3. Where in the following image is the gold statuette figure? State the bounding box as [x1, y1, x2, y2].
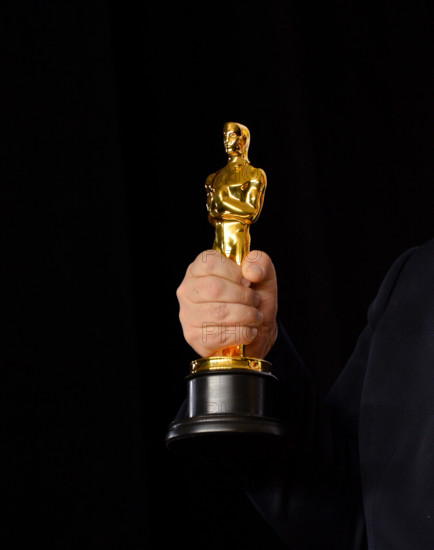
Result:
[166, 122, 286, 456]
[206, 121, 266, 266]
[191, 122, 271, 370]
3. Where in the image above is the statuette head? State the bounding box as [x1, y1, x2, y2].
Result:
[223, 122, 250, 160]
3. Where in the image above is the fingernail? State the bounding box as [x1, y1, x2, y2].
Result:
[254, 292, 261, 307]
[241, 277, 251, 287]
[248, 264, 264, 278]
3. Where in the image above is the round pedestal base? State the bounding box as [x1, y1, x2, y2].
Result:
[166, 413, 287, 458]
[165, 368, 288, 458]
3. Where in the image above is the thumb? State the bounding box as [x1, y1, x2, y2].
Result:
[241, 250, 274, 284]
[241, 250, 278, 359]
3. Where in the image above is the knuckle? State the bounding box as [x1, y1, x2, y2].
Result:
[195, 250, 218, 272]
[178, 308, 188, 329]
[182, 325, 197, 347]
[176, 284, 184, 301]
[178, 304, 197, 332]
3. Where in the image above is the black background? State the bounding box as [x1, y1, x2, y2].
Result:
[2, 1, 433, 548]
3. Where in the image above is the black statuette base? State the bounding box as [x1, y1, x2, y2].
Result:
[166, 369, 288, 458]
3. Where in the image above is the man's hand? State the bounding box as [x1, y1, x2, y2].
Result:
[176, 249, 278, 359]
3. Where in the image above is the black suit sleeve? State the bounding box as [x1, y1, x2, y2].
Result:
[217, 246, 418, 550]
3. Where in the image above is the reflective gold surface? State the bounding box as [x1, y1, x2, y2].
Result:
[206, 122, 266, 266]
[198, 122, 268, 367]
[191, 355, 272, 374]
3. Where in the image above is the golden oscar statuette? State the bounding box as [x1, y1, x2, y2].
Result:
[166, 122, 287, 457]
